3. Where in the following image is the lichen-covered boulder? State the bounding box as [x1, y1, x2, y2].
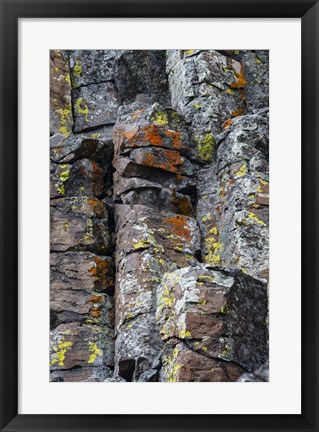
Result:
[160, 339, 244, 382]
[156, 264, 268, 372]
[50, 323, 114, 370]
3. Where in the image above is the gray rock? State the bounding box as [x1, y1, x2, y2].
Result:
[72, 81, 120, 132]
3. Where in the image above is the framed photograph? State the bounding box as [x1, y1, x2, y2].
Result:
[0, 0, 318, 431]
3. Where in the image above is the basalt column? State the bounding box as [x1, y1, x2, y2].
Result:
[50, 50, 118, 382]
[112, 104, 201, 381]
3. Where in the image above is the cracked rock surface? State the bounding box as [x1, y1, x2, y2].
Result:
[50, 49, 269, 382]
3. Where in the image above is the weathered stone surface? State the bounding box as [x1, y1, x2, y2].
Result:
[113, 201, 200, 381]
[50, 127, 113, 164]
[114, 314, 163, 381]
[50, 50, 73, 136]
[51, 366, 113, 382]
[50, 197, 110, 254]
[167, 50, 247, 162]
[113, 156, 196, 193]
[115, 204, 200, 262]
[50, 323, 114, 370]
[114, 50, 169, 105]
[196, 114, 269, 282]
[50, 289, 114, 328]
[156, 265, 268, 372]
[50, 252, 114, 293]
[113, 103, 189, 158]
[72, 82, 120, 132]
[160, 339, 244, 382]
[237, 360, 269, 382]
[69, 49, 123, 88]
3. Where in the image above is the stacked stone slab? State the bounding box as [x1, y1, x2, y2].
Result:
[50, 50, 117, 382]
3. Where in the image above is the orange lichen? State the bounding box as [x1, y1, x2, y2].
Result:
[122, 125, 138, 140]
[89, 256, 112, 281]
[231, 107, 245, 118]
[143, 125, 163, 146]
[89, 294, 103, 303]
[143, 152, 178, 173]
[164, 129, 185, 151]
[223, 118, 233, 129]
[89, 306, 101, 318]
[87, 198, 105, 217]
[230, 64, 247, 89]
[162, 149, 184, 166]
[171, 192, 193, 216]
[164, 215, 191, 240]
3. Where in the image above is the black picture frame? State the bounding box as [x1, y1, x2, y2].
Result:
[0, 1, 318, 431]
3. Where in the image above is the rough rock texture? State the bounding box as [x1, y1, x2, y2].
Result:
[50, 49, 269, 382]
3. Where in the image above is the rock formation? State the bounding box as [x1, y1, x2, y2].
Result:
[50, 49, 269, 382]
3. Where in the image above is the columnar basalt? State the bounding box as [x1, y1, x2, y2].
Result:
[50, 49, 269, 382]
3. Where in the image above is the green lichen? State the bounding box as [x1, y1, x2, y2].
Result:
[151, 111, 168, 126]
[192, 104, 202, 109]
[196, 134, 215, 162]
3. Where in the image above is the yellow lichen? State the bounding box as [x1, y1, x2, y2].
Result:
[72, 60, 82, 79]
[87, 342, 102, 364]
[202, 213, 212, 222]
[133, 239, 151, 250]
[56, 104, 72, 137]
[248, 211, 267, 226]
[234, 164, 247, 178]
[65, 73, 71, 84]
[184, 49, 195, 56]
[75, 98, 89, 121]
[58, 169, 70, 183]
[151, 111, 168, 126]
[51, 340, 72, 366]
[178, 329, 191, 339]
